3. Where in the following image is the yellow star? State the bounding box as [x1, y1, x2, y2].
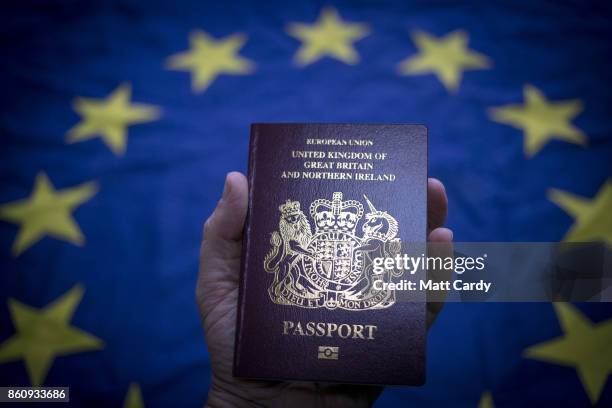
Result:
[478, 391, 495, 408]
[66, 83, 161, 155]
[0, 285, 104, 386]
[525, 303, 612, 404]
[123, 383, 144, 408]
[287, 7, 370, 66]
[0, 172, 98, 256]
[548, 180, 612, 245]
[166, 30, 254, 93]
[489, 85, 586, 157]
[398, 29, 491, 92]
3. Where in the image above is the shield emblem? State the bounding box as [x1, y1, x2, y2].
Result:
[312, 232, 357, 283]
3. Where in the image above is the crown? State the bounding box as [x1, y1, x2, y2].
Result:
[309, 192, 364, 234]
[279, 200, 301, 217]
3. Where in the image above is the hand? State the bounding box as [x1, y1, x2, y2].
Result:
[197, 172, 452, 407]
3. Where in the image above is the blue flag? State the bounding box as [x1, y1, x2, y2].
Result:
[1, 1, 611, 406]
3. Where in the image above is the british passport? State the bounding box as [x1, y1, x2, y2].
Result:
[234, 124, 427, 385]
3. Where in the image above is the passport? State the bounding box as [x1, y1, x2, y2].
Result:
[234, 124, 427, 385]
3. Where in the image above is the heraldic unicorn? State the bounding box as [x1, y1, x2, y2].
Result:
[264, 192, 403, 311]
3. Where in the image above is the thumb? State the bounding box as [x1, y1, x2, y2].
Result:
[203, 172, 248, 242]
[197, 172, 248, 309]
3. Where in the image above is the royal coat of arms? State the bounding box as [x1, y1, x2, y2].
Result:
[264, 192, 403, 311]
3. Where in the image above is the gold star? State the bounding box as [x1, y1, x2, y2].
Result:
[123, 383, 144, 408]
[287, 7, 370, 66]
[166, 30, 254, 93]
[548, 180, 612, 245]
[0, 285, 104, 386]
[478, 391, 495, 408]
[66, 83, 161, 155]
[489, 85, 586, 157]
[0, 172, 98, 256]
[398, 29, 491, 92]
[525, 303, 612, 404]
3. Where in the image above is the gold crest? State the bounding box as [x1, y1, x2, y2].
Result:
[264, 192, 403, 311]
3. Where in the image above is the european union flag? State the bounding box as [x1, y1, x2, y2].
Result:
[1, 1, 611, 406]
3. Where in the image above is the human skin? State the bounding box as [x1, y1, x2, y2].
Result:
[197, 172, 453, 408]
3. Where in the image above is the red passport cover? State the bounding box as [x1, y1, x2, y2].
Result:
[234, 124, 427, 385]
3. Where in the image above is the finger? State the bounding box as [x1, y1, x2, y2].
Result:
[197, 172, 247, 310]
[427, 178, 448, 233]
[426, 227, 453, 328]
[203, 172, 248, 242]
[428, 226, 453, 243]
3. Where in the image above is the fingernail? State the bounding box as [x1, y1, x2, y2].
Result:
[429, 178, 446, 194]
[222, 173, 231, 200]
[440, 227, 454, 241]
